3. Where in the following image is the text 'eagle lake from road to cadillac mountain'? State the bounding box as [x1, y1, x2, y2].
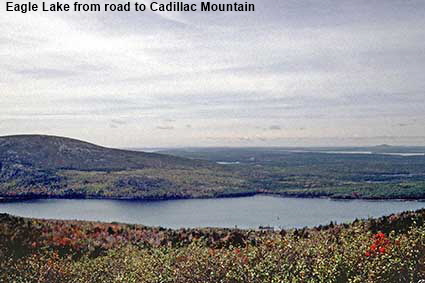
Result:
[5, 1, 256, 13]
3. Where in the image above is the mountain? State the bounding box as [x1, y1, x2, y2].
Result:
[0, 135, 206, 171]
[0, 135, 245, 200]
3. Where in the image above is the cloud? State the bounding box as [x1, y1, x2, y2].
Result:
[269, 125, 281, 131]
[110, 119, 127, 125]
[109, 119, 127, 128]
[13, 68, 77, 78]
[156, 126, 175, 130]
[1, 0, 425, 146]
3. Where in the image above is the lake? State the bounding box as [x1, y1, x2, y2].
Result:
[280, 150, 425, 156]
[1, 195, 424, 229]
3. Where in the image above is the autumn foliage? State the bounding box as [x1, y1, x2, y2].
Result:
[2, 209, 425, 282]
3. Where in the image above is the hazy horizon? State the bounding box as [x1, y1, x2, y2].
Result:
[3, 133, 425, 149]
[2, 0, 425, 147]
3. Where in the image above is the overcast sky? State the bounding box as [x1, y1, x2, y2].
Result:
[1, 0, 425, 147]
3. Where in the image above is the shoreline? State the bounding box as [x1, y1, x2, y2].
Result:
[1, 191, 425, 203]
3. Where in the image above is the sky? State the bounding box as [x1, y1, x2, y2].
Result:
[1, 0, 425, 147]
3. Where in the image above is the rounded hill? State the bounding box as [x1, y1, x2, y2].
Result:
[0, 135, 205, 171]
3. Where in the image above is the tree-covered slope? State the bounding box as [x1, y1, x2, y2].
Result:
[0, 135, 206, 171]
[1, 135, 425, 200]
[0, 135, 247, 200]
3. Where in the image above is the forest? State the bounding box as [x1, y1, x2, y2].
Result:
[2, 136, 425, 201]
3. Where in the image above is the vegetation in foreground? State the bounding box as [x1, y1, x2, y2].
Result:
[2, 210, 425, 282]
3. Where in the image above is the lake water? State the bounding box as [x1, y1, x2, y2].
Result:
[1, 195, 424, 229]
[281, 150, 425, 156]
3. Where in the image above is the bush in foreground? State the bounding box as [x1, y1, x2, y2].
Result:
[1, 210, 425, 282]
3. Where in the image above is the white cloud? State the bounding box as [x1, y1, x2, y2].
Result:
[1, 0, 425, 147]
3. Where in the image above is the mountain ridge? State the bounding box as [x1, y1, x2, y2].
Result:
[0, 134, 207, 171]
[0, 134, 245, 201]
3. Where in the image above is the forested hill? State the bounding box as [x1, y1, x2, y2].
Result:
[0, 135, 207, 171]
[0, 135, 244, 200]
[1, 135, 425, 201]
